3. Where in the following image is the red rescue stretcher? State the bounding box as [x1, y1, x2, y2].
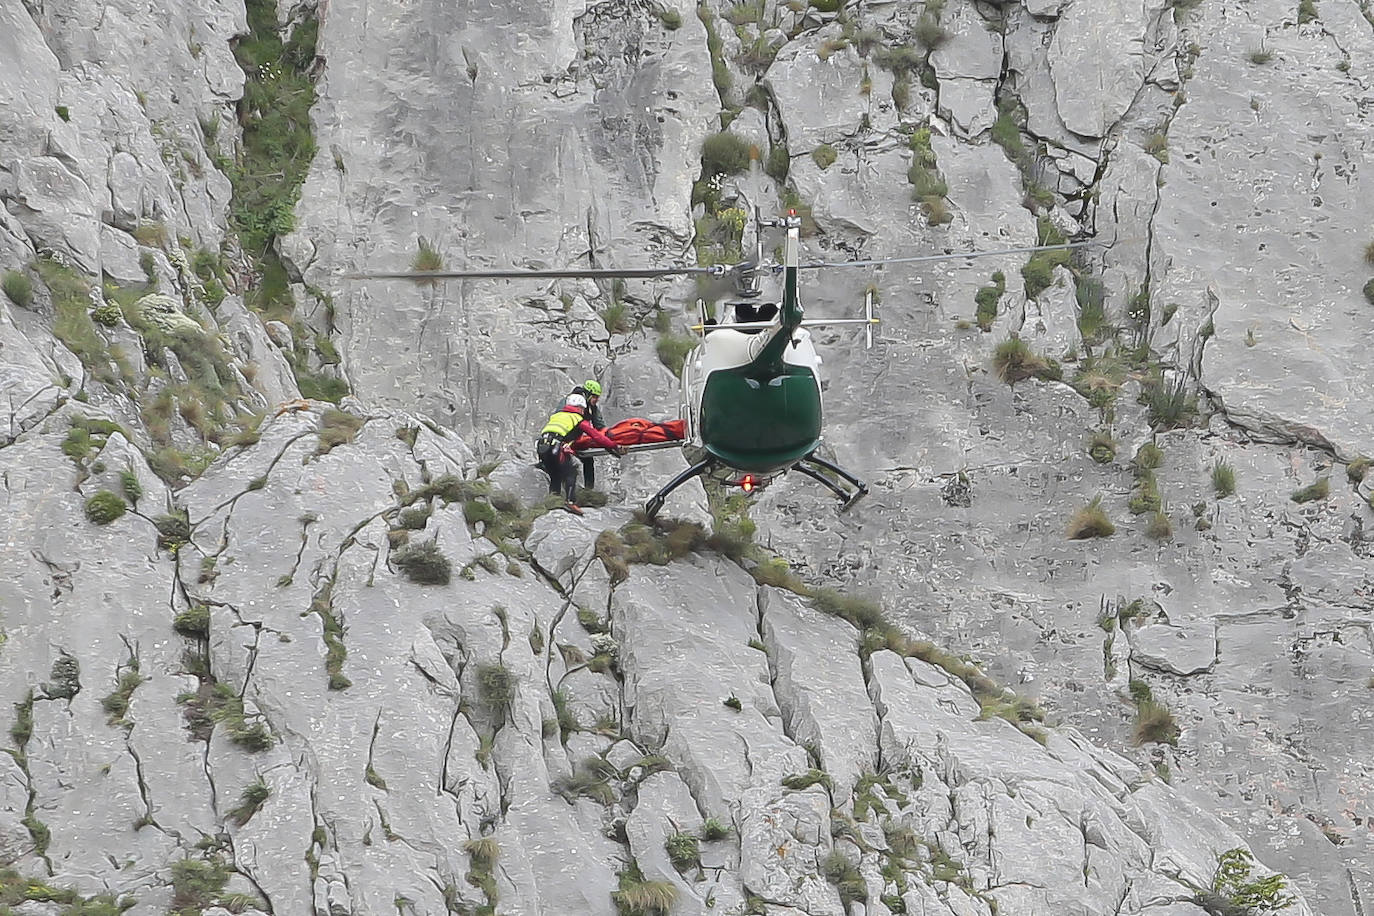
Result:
[573, 418, 686, 456]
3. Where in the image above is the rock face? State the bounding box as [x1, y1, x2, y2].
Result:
[1, 0, 1372, 914]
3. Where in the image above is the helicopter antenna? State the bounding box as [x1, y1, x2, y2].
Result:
[798, 238, 1114, 271]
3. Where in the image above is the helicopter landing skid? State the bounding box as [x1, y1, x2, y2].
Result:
[644, 459, 713, 520]
[796, 452, 869, 511]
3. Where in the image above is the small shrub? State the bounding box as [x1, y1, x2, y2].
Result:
[2, 270, 33, 308]
[477, 663, 516, 708]
[91, 302, 122, 326]
[657, 7, 682, 28]
[1363, 278, 1374, 306]
[1087, 431, 1117, 464]
[812, 144, 838, 169]
[1298, 0, 1317, 23]
[700, 131, 752, 177]
[84, 490, 127, 525]
[974, 271, 1005, 331]
[392, 539, 452, 585]
[173, 605, 211, 638]
[665, 832, 700, 870]
[154, 513, 192, 550]
[1205, 848, 1297, 913]
[1347, 457, 1370, 483]
[463, 499, 497, 525]
[723, 695, 742, 711]
[119, 469, 142, 505]
[702, 817, 731, 840]
[1247, 47, 1274, 64]
[1291, 477, 1329, 503]
[397, 505, 431, 530]
[1067, 496, 1114, 539]
[1212, 460, 1236, 497]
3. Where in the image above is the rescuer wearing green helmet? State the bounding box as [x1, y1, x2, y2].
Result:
[571, 379, 608, 490]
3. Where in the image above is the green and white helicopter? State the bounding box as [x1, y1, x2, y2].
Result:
[350, 212, 1095, 519]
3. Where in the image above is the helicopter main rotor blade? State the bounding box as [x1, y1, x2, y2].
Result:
[798, 238, 1118, 271]
[342, 266, 718, 281]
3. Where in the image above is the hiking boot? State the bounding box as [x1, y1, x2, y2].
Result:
[564, 502, 584, 516]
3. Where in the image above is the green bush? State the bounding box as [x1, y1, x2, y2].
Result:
[812, 144, 838, 169]
[477, 662, 516, 708]
[1, 270, 33, 307]
[701, 132, 752, 177]
[84, 490, 127, 525]
[173, 605, 211, 638]
[392, 539, 452, 584]
[1363, 278, 1374, 307]
[974, 271, 1005, 331]
[665, 833, 700, 872]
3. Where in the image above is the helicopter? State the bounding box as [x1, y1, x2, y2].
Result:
[347, 212, 1100, 519]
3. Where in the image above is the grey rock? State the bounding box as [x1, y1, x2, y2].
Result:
[1130, 622, 1217, 675]
[761, 587, 877, 800]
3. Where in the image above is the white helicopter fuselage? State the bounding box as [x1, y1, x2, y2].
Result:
[678, 315, 824, 479]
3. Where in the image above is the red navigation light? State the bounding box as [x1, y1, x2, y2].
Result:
[740, 475, 755, 492]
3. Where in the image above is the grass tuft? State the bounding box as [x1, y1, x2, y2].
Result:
[993, 337, 1061, 384]
[1133, 698, 1180, 745]
[1290, 477, 1329, 504]
[1067, 496, 1115, 539]
[316, 408, 364, 454]
[1212, 460, 1236, 497]
[228, 780, 270, 826]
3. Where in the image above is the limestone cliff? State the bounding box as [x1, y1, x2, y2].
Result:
[0, 0, 1370, 914]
